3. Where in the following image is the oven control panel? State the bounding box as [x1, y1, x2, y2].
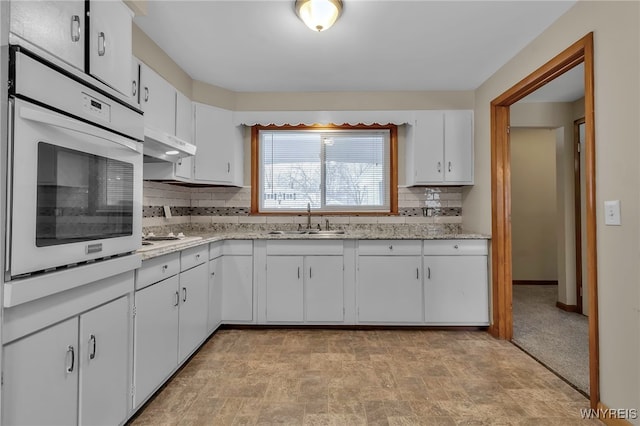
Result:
[82, 92, 111, 123]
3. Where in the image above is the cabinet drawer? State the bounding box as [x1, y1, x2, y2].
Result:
[423, 239, 488, 256]
[181, 245, 208, 272]
[358, 240, 421, 256]
[221, 240, 253, 256]
[266, 240, 343, 256]
[136, 253, 180, 290]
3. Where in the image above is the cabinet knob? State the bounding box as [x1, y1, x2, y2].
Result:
[162, 264, 168, 272]
[196, 254, 200, 260]
[389, 245, 393, 250]
[454, 244, 459, 249]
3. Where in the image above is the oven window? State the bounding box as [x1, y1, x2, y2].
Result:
[36, 142, 134, 247]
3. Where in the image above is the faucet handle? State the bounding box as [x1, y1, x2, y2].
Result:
[325, 219, 330, 230]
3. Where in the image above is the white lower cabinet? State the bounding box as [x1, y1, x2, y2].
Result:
[133, 274, 180, 408]
[263, 241, 345, 324]
[3, 296, 131, 426]
[220, 241, 254, 322]
[423, 240, 489, 325]
[3, 317, 79, 426]
[134, 249, 209, 407]
[178, 263, 209, 363]
[357, 256, 423, 323]
[79, 296, 130, 426]
[208, 255, 223, 332]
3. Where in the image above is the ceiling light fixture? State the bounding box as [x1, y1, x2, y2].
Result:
[295, 0, 343, 32]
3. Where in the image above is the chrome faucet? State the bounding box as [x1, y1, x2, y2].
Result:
[306, 202, 312, 229]
[325, 218, 330, 231]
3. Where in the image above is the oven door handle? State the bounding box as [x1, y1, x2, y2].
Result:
[19, 106, 142, 154]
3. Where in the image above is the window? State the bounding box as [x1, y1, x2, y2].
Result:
[251, 125, 397, 214]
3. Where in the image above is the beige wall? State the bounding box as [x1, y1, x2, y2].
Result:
[465, 0, 640, 417]
[510, 128, 557, 281]
[511, 102, 577, 305]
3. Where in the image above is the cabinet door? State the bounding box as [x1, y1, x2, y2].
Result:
[265, 256, 304, 322]
[424, 256, 488, 324]
[221, 255, 254, 321]
[358, 256, 423, 323]
[305, 256, 344, 322]
[413, 111, 444, 184]
[79, 296, 130, 426]
[139, 62, 177, 136]
[3, 318, 79, 426]
[178, 263, 209, 362]
[444, 110, 473, 183]
[10, 0, 85, 71]
[193, 104, 233, 183]
[133, 275, 180, 407]
[88, 0, 132, 95]
[208, 257, 223, 332]
[176, 91, 193, 143]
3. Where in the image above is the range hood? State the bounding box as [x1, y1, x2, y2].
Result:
[143, 127, 196, 162]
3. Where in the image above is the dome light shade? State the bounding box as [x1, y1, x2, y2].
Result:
[295, 0, 343, 32]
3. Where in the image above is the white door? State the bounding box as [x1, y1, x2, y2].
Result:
[424, 256, 489, 324]
[139, 62, 177, 136]
[413, 111, 444, 184]
[358, 256, 423, 323]
[305, 256, 344, 322]
[133, 275, 180, 407]
[79, 296, 130, 426]
[443, 110, 473, 183]
[178, 263, 209, 362]
[10, 0, 85, 70]
[265, 256, 304, 322]
[208, 257, 223, 332]
[88, 0, 132, 95]
[3, 318, 79, 426]
[194, 104, 233, 183]
[221, 255, 254, 321]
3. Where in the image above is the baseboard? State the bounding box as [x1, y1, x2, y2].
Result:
[592, 402, 636, 425]
[556, 301, 581, 313]
[512, 280, 558, 285]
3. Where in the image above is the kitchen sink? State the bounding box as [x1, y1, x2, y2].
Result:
[267, 230, 346, 236]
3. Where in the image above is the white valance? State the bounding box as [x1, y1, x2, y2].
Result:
[232, 110, 416, 127]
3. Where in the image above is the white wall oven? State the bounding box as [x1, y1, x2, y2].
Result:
[6, 47, 144, 278]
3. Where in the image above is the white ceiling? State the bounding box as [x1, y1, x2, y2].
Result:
[134, 0, 578, 94]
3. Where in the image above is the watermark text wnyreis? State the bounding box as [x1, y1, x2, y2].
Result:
[580, 408, 638, 420]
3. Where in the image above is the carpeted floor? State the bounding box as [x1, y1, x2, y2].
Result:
[512, 284, 589, 395]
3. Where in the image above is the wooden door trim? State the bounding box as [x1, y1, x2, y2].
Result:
[574, 117, 586, 315]
[489, 32, 599, 408]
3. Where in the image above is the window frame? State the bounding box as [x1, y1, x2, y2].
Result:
[251, 124, 398, 215]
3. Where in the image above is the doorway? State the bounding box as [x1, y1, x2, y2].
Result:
[489, 33, 599, 408]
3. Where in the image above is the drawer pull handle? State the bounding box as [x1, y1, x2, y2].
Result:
[297, 266, 300, 279]
[196, 254, 200, 260]
[66, 346, 75, 373]
[389, 245, 393, 250]
[416, 268, 419, 279]
[428, 267, 431, 279]
[70, 15, 81, 42]
[309, 267, 312, 279]
[182, 287, 187, 302]
[454, 244, 459, 249]
[89, 334, 97, 360]
[174, 291, 180, 307]
[97, 32, 106, 56]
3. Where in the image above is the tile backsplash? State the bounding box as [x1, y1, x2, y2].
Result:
[142, 181, 463, 233]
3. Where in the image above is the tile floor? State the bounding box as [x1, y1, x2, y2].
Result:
[129, 329, 602, 425]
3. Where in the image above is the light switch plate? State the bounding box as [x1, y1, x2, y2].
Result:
[604, 200, 621, 225]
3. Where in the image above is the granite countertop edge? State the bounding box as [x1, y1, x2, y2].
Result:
[138, 231, 491, 260]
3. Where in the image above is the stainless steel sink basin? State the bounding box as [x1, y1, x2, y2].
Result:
[267, 230, 346, 236]
[307, 230, 346, 235]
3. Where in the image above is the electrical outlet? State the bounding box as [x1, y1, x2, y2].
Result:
[163, 205, 172, 219]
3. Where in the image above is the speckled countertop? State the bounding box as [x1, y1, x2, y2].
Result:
[137, 230, 491, 260]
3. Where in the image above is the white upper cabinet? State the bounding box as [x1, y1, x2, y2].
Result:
[406, 110, 474, 186]
[139, 62, 177, 136]
[193, 103, 244, 186]
[88, 0, 133, 96]
[10, 0, 85, 71]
